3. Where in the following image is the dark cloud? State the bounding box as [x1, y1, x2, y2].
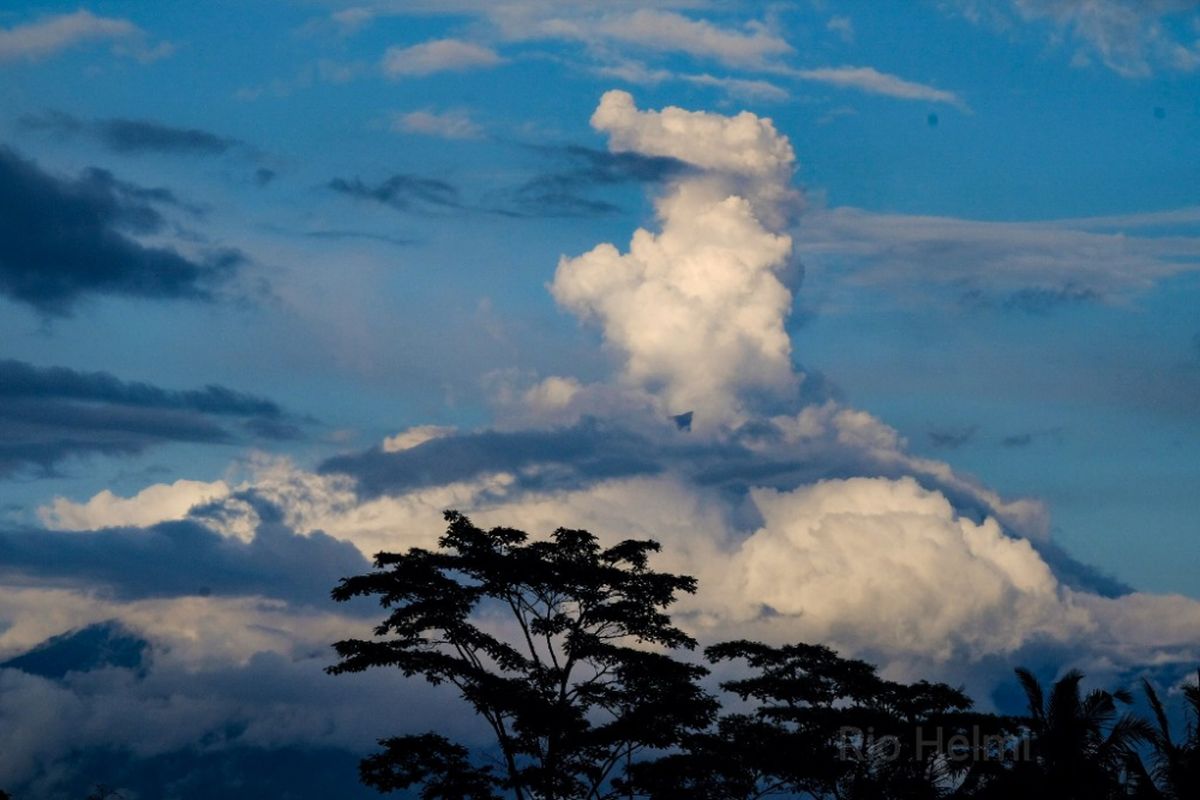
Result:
[928, 425, 978, 449]
[542, 145, 689, 185]
[315, 417, 893, 502]
[505, 179, 622, 217]
[0, 359, 300, 478]
[21, 111, 239, 156]
[0, 359, 283, 417]
[327, 145, 687, 219]
[960, 283, 1100, 315]
[0, 146, 242, 315]
[1000, 427, 1063, 448]
[500, 144, 689, 218]
[320, 418, 664, 498]
[254, 167, 277, 186]
[0, 401, 232, 476]
[327, 174, 461, 214]
[1002, 283, 1099, 314]
[1033, 539, 1131, 599]
[0, 514, 368, 606]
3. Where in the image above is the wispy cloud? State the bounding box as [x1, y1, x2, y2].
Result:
[593, 59, 789, 101]
[950, 0, 1200, 77]
[391, 108, 484, 139]
[0, 9, 137, 62]
[366, 5, 795, 72]
[794, 205, 1200, 305]
[826, 15, 856, 44]
[381, 38, 503, 77]
[0, 9, 168, 64]
[327, 173, 463, 214]
[785, 65, 966, 108]
[331, 6, 376, 35]
[234, 58, 364, 100]
[585, 9, 792, 68]
[21, 111, 239, 156]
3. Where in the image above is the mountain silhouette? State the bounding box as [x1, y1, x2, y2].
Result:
[1, 620, 149, 679]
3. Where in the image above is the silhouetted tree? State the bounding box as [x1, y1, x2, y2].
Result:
[328, 511, 715, 800]
[974, 668, 1151, 800]
[629, 640, 1012, 799]
[1129, 671, 1200, 799]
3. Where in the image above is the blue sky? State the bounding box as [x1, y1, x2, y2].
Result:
[1, 1, 1199, 795]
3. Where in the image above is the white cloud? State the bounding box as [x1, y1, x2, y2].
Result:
[593, 60, 789, 101]
[519, 375, 584, 413]
[38, 454, 511, 556]
[331, 6, 376, 34]
[551, 91, 799, 427]
[0, 9, 141, 62]
[720, 477, 1085, 659]
[450, 4, 793, 68]
[382, 424, 457, 451]
[827, 15, 856, 44]
[680, 72, 790, 101]
[391, 108, 484, 139]
[787, 65, 965, 107]
[817, 105, 859, 124]
[383, 472, 1200, 671]
[592, 55, 959, 109]
[590, 9, 792, 68]
[380, 38, 503, 77]
[485, 370, 664, 429]
[38, 479, 232, 532]
[758, 401, 1053, 541]
[589, 89, 795, 179]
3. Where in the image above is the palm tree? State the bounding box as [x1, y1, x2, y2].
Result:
[978, 668, 1151, 799]
[1134, 672, 1200, 799]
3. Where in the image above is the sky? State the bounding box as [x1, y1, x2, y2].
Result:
[1, 0, 1199, 796]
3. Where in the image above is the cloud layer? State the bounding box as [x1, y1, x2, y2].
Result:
[0, 359, 297, 478]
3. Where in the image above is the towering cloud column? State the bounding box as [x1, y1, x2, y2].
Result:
[551, 91, 800, 428]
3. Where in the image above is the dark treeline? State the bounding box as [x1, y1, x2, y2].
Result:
[325, 512, 1200, 800]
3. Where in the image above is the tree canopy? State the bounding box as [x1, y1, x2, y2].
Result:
[329, 511, 1200, 800]
[328, 510, 715, 800]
